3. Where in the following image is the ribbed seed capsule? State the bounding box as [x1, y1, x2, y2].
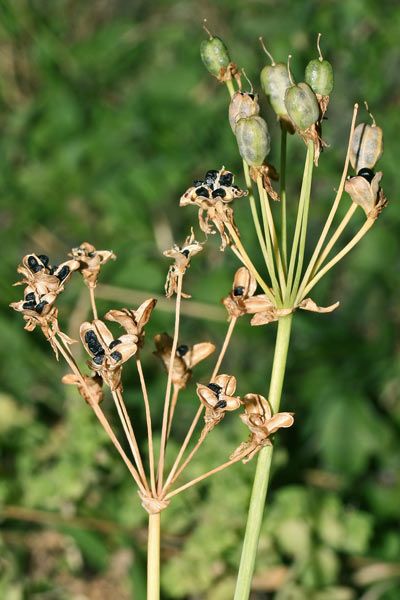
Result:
[350, 122, 383, 172]
[200, 24, 230, 78]
[235, 115, 270, 166]
[229, 91, 260, 133]
[285, 82, 319, 131]
[305, 33, 334, 96]
[260, 63, 291, 117]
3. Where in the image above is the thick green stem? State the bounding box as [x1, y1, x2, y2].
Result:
[147, 513, 160, 600]
[234, 314, 293, 600]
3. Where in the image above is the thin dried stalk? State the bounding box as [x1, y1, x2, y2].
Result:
[137, 356, 156, 495]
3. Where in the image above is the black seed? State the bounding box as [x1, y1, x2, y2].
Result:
[85, 330, 103, 355]
[49, 265, 58, 275]
[357, 167, 375, 184]
[181, 249, 189, 258]
[35, 300, 48, 314]
[27, 256, 42, 273]
[233, 285, 245, 296]
[56, 265, 70, 282]
[109, 339, 122, 350]
[177, 344, 189, 357]
[111, 350, 122, 362]
[88, 251, 95, 257]
[38, 254, 49, 267]
[25, 292, 36, 302]
[219, 173, 233, 186]
[193, 180, 203, 186]
[212, 187, 226, 198]
[22, 301, 36, 310]
[93, 352, 105, 365]
[196, 186, 210, 197]
[247, 93, 255, 100]
[214, 399, 227, 409]
[207, 382, 222, 396]
[205, 170, 219, 186]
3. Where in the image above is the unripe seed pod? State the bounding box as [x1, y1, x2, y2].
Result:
[305, 33, 334, 96]
[200, 22, 230, 78]
[259, 38, 291, 118]
[285, 82, 319, 131]
[235, 115, 270, 166]
[229, 91, 260, 132]
[350, 122, 383, 172]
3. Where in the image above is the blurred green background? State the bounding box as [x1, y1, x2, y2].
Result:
[1, 0, 400, 598]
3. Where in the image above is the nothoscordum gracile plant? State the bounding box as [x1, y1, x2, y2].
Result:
[10, 23, 386, 600]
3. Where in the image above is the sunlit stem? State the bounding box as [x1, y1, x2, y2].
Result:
[234, 314, 293, 600]
[161, 315, 238, 496]
[300, 218, 375, 299]
[112, 389, 149, 493]
[89, 286, 98, 320]
[243, 160, 273, 272]
[307, 203, 357, 278]
[289, 139, 315, 304]
[225, 222, 276, 304]
[285, 140, 313, 305]
[161, 405, 203, 496]
[157, 273, 183, 494]
[147, 513, 160, 600]
[280, 126, 288, 271]
[256, 176, 286, 298]
[166, 385, 180, 440]
[295, 104, 359, 303]
[226, 79, 235, 98]
[136, 356, 156, 495]
[53, 337, 146, 493]
[164, 448, 250, 500]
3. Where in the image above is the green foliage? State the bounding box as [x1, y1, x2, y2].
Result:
[1, 0, 400, 598]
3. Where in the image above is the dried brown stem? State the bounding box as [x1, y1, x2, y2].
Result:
[164, 447, 250, 500]
[166, 385, 180, 441]
[157, 273, 183, 494]
[211, 316, 237, 380]
[161, 405, 203, 496]
[137, 356, 156, 495]
[89, 285, 98, 320]
[113, 389, 149, 493]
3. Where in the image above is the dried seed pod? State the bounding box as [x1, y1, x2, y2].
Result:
[305, 33, 334, 96]
[350, 119, 383, 172]
[345, 171, 387, 219]
[200, 21, 230, 78]
[284, 56, 319, 131]
[235, 115, 270, 166]
[229, 91, 260, 133]
[259, 38, 291, 119]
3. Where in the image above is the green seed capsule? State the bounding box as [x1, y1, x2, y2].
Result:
[350, 122, 383, 172]
[259, 39, 291, 118]
[235, 116, 270, 166]
[229, 91, 260, 133]
[200, 37, 230, 78]
[305, 34, 334, 96]
[285, 82, 319, 131]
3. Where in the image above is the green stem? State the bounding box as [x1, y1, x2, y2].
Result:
[234, 314, 293, 600]
[285, 140, 313, 305]
[280, 126, 288, 272]
[147, 513, 160, 600]
[289, 139, 315, 304]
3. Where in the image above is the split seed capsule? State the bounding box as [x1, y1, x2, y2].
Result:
[229, 91, 260, 133]
[350, 122, 383, 172]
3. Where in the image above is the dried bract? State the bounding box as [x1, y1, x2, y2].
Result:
[344, 171, 387, 220]
[80, 320, 138, 391]
[163, 230, 203, 298]
[62, 373, 103, 406]
[197, 374, 241, 437]
[71, 242, 116, 288]
[231, 393, 294, 463]
[105, 298, 157, 348]
[246, 294, 339, 326]
[222, 267, 257, 319]
[154, 333, 215, 390]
